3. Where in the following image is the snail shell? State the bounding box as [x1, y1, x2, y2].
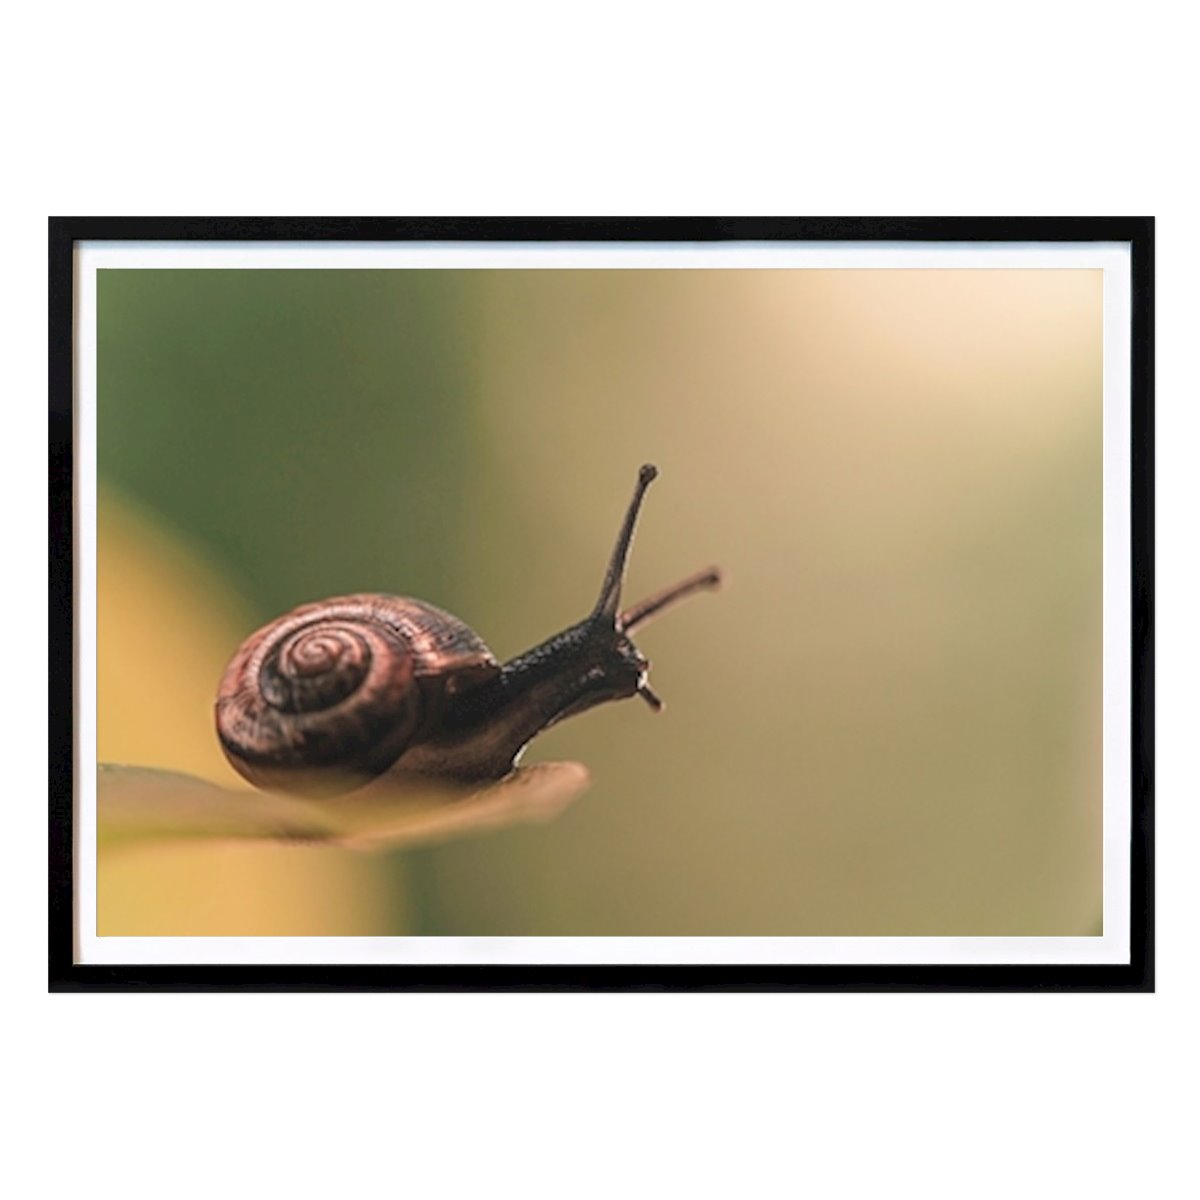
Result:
[215, 594, 499, 795]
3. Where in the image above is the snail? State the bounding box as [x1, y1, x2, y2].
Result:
[215, 465, 720, 797]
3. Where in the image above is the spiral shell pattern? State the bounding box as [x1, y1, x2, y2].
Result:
[216, 595, 475, 795]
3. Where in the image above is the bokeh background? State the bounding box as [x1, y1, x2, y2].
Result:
[96, 266, 1102, 937]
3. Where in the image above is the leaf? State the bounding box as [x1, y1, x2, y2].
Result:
[96, 762, 591, 854]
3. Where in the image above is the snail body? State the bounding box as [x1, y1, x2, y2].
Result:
[216, 465, 720, 796]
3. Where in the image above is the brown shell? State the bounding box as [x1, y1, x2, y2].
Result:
[215, 594, 499, 795]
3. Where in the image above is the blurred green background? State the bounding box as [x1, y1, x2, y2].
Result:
[97, 266, 1102, 936]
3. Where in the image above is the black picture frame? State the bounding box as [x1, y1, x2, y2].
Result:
[49, 216, 1154, 992]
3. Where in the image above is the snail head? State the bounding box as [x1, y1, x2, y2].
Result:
[573, 463, 721, 715]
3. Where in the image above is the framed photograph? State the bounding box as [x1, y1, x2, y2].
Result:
[49, 217, 1153, 991]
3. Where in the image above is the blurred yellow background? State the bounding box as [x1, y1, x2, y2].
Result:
[97, 490, 406, 934]
[97, 267, 1102, 936]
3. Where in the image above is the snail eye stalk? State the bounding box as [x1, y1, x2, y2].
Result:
[620, 566, 722, 634]
[594, 463, 658, 621]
